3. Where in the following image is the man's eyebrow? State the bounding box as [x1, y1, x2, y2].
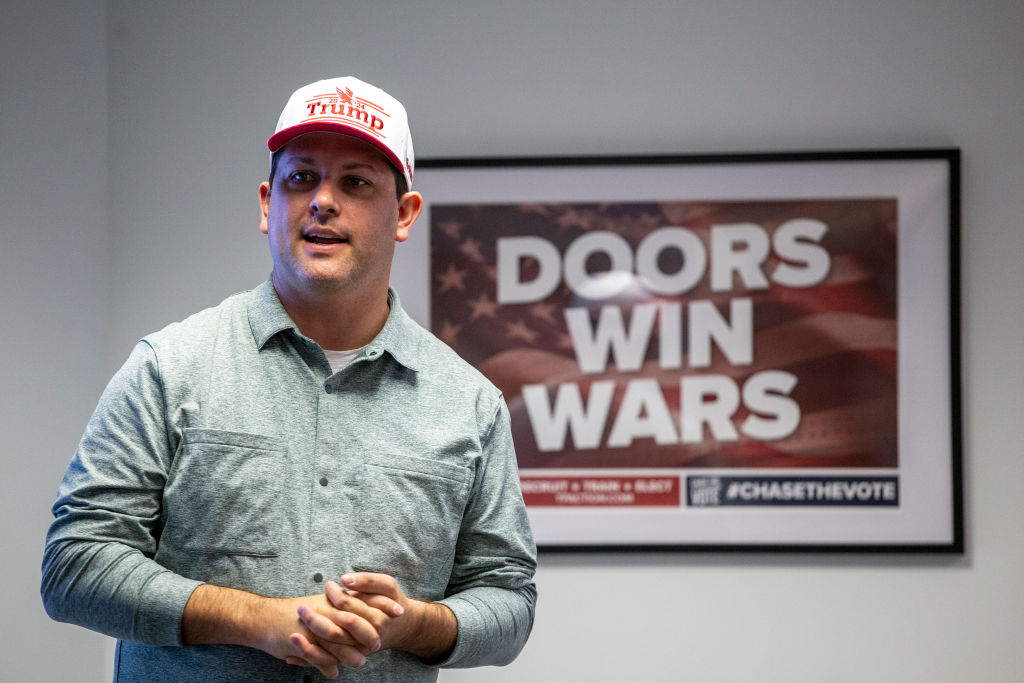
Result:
[341, 161, 381, 172]
[282, 155, 317, 166]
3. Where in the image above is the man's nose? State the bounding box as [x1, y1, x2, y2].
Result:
[310, 183, 340, 216]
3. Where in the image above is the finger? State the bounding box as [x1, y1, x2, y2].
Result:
[298, 603, 380, 654]
[324, 580, 353, 609]
[335, 576, 404, 617]
[340, 572, 401, 598]
[349, 591, 405, 617]
[321, 642, 368, 669]
[288, 633, 339, 679]
[288, 633, 367, 670]
[297, 605, 358, 647]
[326, 581, 384, 621]
[322, 584, 386, 649]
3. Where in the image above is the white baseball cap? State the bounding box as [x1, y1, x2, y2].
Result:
[268, 76, 414, 188]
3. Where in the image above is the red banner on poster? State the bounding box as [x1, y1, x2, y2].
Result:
[521, 475, 680, 507]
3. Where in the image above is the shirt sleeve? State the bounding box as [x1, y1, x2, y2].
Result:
[41, 342, 202, 645]
[436, 397, 538, 668]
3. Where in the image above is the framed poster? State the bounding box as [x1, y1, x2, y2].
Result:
[415, 149, 961, 552]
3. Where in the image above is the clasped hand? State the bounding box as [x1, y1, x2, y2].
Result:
[285, 572, 412, 678]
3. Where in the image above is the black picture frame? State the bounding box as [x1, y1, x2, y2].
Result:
[416, 149, 962, 553]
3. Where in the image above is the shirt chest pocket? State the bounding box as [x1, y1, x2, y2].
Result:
[160, 429, 289, 561]
[348, 453, 471, 599]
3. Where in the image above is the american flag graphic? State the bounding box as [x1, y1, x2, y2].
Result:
[431, 199, 898, 471]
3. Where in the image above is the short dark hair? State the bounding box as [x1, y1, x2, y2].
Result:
[268, 148, 408, 200]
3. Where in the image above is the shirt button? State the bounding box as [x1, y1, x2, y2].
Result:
[319, 477, 328, 486]
[324, 384, 333, 394]
[313, 572, 323, 583]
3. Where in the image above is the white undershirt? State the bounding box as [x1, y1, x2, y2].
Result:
[323, 346, 366, 374]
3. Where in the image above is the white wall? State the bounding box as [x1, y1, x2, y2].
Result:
[7, 0, 1023, 680]
[1, 1, 115, 681]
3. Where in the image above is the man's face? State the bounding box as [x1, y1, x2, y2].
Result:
[259, 132, 421, 305]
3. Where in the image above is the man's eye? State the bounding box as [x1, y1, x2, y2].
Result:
[344, 176, 370, 187]
[288, 171, 315, 183]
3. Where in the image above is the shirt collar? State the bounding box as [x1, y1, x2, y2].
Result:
[248, 279, 298, 349]
[247, 278, 421, 372]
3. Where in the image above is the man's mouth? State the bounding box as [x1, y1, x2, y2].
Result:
[303, 232, 347, 245]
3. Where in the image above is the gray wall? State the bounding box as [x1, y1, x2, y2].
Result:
[2, 2, 114, 680]
[5, 0, 1023, 680]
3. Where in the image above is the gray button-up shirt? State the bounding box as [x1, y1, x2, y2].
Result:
[42, 281, 537, 682]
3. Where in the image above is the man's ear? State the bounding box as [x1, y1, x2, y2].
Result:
[395, 191, 424, 243]
[258, 181, 271, 235]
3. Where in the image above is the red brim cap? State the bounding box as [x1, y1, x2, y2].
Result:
[267, 77, 414, 188]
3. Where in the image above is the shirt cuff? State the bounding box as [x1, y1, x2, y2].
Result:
[435, 585, 534, 669]
[135, 571, 204, 646]
[435, 593, 485, 667]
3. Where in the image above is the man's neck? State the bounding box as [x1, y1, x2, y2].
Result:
[273, 280, 391, 351]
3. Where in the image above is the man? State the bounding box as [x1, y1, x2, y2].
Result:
[42, 76, 537, 681]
